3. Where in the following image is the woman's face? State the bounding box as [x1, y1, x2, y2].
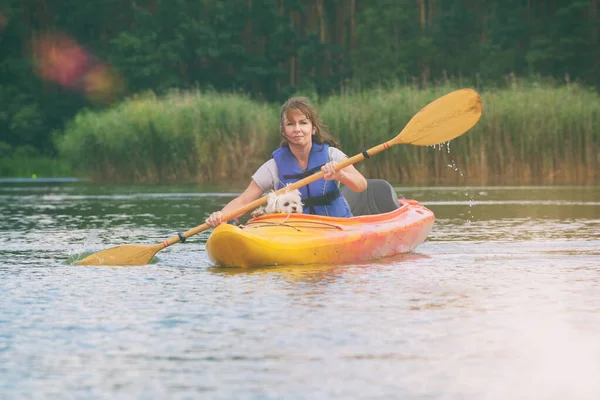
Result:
[282, 109, 315, 147]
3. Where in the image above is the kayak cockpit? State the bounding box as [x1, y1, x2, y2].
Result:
[340, 179, 401, 217]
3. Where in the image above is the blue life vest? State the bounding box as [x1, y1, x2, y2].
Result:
[272, 143, 352, 217]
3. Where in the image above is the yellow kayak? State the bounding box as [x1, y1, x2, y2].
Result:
[206, 198, 434, 268]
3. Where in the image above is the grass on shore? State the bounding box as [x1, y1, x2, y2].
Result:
[55, 80, 600, 185]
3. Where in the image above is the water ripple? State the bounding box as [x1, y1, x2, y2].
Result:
[1, 183, 600, 399]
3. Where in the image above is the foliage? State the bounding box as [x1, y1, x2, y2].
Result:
[0, 151, 75, 177]
[1, 0, 599, 181]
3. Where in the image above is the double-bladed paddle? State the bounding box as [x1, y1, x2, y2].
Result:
[77, 88, 482, 266]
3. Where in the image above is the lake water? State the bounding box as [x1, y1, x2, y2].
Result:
[1, 181, 599, 399]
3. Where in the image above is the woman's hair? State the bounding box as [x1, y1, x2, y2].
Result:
[279, 97, 340, 148]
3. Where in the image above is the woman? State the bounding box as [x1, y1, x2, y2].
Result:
[206, 97, 367, 226]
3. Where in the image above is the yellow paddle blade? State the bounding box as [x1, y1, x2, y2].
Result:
[393, 88, 482, 146]
[76, 244, 161, 266]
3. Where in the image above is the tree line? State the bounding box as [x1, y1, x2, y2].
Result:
[0, 0, 598, 158]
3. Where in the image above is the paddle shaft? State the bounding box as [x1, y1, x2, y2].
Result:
[162, 86, 485, 248]
[160, 141, 391, 249]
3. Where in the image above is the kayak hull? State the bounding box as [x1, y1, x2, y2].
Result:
[206, 199, 434, 267]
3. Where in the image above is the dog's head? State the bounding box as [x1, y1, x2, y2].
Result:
[265, 189, 303, 215]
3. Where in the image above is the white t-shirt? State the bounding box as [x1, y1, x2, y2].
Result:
[252, 146, 348, 192]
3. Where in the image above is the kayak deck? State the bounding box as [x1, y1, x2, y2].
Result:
[206, 199, 434, 267]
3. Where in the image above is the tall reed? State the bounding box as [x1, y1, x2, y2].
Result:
[322, 81, 599, 185]
[57, 90, 276, 183]
[57, 82, 599, 185]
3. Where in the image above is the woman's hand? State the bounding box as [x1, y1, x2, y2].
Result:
[206, 211, 224, 227]
[321, 161, 346, 182]
[205, 180, 266, 227]
[322, 161, 367, 192]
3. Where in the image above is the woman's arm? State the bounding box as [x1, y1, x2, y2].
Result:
[205, 180, 265, 226]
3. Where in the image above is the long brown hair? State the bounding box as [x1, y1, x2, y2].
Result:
[279, 97, 340, 148]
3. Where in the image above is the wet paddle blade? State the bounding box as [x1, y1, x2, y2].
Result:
[393, 88, 482, 146]
[76, 244, 161, 266]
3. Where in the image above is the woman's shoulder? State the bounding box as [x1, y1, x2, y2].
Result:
[252, 159, 278, 192]
[256, 158, 277, 174]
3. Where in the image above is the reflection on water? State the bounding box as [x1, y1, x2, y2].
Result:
[1, 182, 599, 399]
[208, 253, 432, 284]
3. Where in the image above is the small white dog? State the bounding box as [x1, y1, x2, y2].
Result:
[251, 188, 303, 218]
